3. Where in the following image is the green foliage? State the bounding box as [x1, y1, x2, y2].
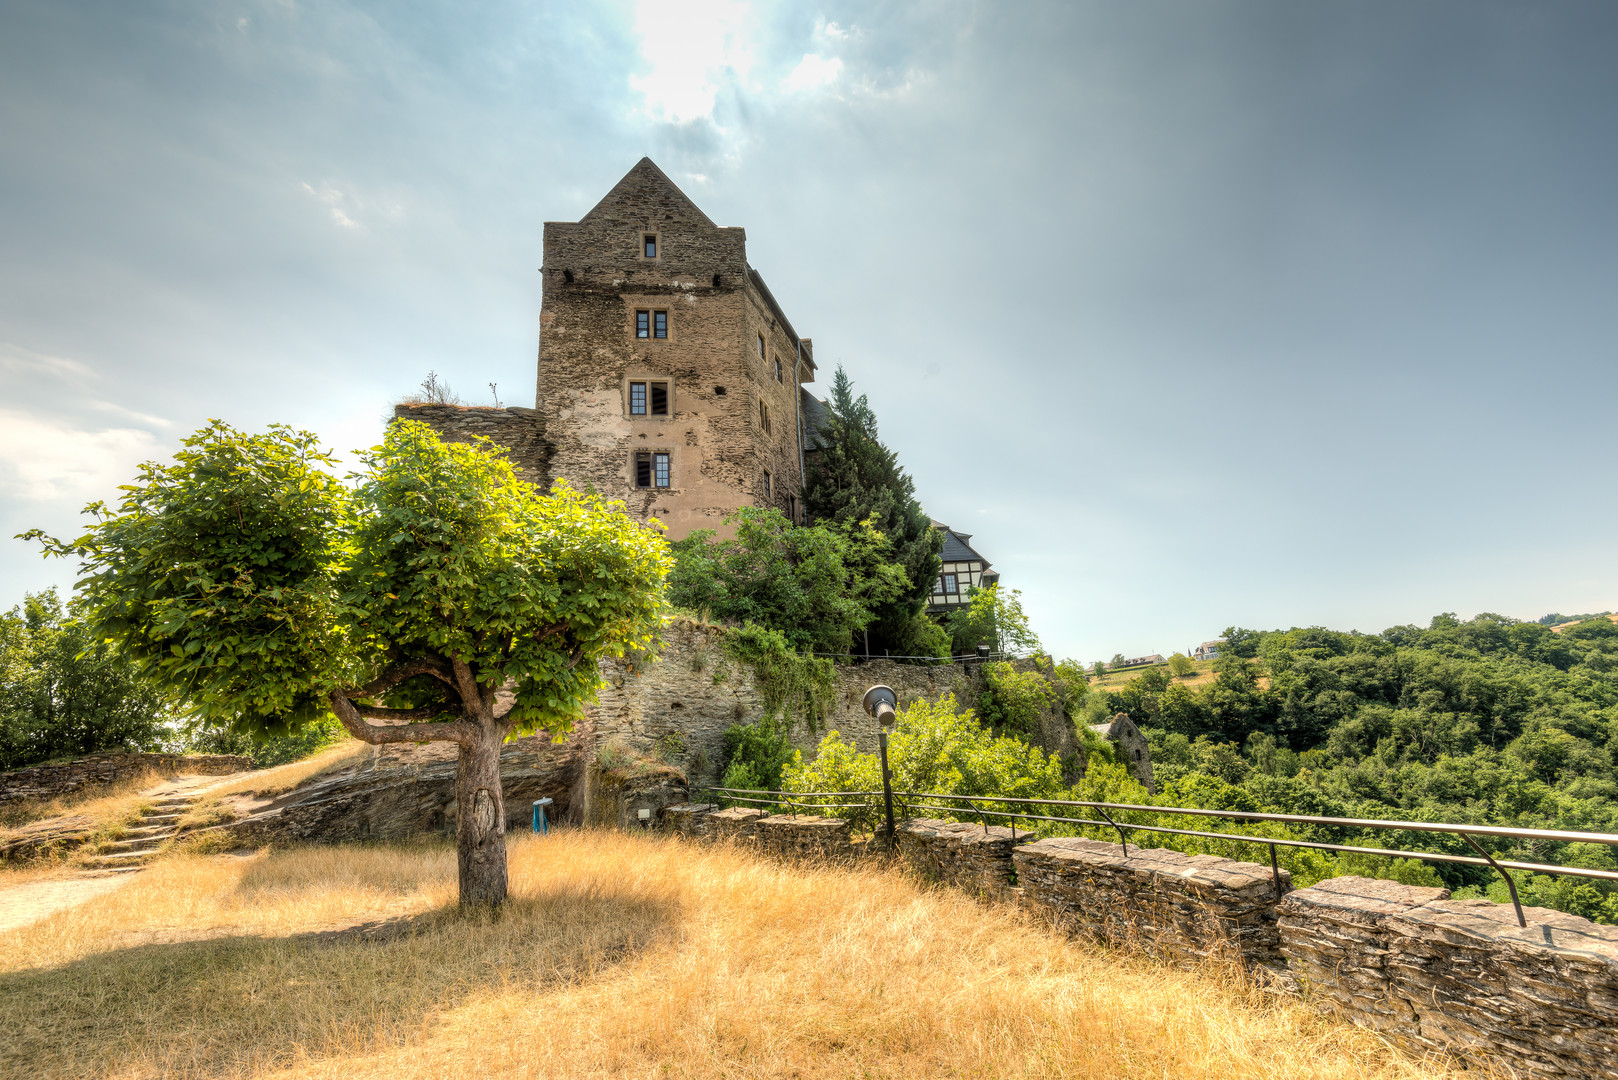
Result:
[0, 589, 173, 769]
[721, 623, 837, 730]
[667, 507, 881, 655]
[1167, 653, 1195, 678]
[720, 714, 796, 794]
[976, 661, 1056, 738]
[785, 694, 1074, 833]
[1107, 613, 1618, 919]
[945, 584, 1042, 658]
[178, 715, 347, 768]
[802, 366, 943, 653]
[25, 419, 671, 742]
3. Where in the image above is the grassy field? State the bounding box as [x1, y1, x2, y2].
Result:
[1087, 658, 1218, 693]
[0, 830, 1475, 1080]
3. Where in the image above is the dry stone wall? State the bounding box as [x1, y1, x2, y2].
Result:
[894, 818, 1028, 901]
[1013, 836, 1292, 973]
[0, 752, 251, 806]
[1279, 876, 1618, 1079]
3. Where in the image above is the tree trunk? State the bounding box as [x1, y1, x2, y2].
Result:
[455, 719, 509, 907]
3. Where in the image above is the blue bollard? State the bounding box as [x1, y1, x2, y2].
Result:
[532, 797, 553, 834]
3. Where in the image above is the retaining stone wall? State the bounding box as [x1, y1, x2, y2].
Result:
[1013, 837, 1291, 973]
[894, 818, 1027, 901]
[655, 803, 852, 861]
[0, 752, 252, 806]
[1279, 875, 1618, 1079]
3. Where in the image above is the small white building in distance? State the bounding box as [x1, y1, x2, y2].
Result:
[1193, 640, 1225, 661]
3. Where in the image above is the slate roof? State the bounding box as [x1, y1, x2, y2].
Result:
[937, 525, 988, 566]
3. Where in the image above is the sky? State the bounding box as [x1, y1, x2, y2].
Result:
[1, 0, 1615, 663]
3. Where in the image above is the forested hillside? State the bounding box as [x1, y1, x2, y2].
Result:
[1094, 613, 1618, 917]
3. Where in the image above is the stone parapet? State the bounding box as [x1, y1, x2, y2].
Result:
[0, 752, 253, 806]
[1278, 875, 1618, 1078]
[706, 807, 770, 842]
[755, 814, 853, 861]
[659, 802, 719, 836]
[1013, 837, 1290, 971]
[895, 818, 1028, 900]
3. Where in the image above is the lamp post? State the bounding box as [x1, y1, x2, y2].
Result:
[861, 685, 899, 846]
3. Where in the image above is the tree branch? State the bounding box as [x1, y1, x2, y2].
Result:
[329, 690, 473, 746]
[349, 656, 456, 699]
[352, 704, 458, 723]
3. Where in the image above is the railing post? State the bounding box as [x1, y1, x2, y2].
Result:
[878, 729, 897, 846]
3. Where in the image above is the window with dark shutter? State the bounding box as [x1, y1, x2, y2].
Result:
[629, 382, 647, 415]
[649, 382, 668, 415]
[635, 452, 652, 488]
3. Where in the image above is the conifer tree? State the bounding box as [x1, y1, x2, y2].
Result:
[803, 366, 943, 655]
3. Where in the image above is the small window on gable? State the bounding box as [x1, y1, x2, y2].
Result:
[644, 234, 657, 258]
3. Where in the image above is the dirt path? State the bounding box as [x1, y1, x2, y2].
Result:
[0, 872, 135, 933]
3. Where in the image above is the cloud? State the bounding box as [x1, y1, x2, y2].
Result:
[300, 181, 364, 229]
[785, 53, 842, 93]
[0, 342, 94, 384]
[0, 409, 161, 502]
[628, 0, 753, 125]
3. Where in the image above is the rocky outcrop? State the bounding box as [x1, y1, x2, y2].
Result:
[0, 753, 251, 806]
[1013, 837, 1291, 973]
[1279, 875, 1618, 1078]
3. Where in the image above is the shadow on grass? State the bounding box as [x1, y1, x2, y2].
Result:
[0, 881, 679, 1079]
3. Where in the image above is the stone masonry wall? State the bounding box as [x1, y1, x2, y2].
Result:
[1013, 836, 1292, 973]
[654, 802, 853, 862]
[0, 752, 252, 806]
[894, 817, 1028, 901]
[1279, 876, 1618, 1079]
[391, 404, 550, 487]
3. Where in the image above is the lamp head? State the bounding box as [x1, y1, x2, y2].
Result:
[862, 684, 898, 729]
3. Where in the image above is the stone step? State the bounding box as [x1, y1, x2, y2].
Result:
[136, 812, 184, 823]
[99, 836, 169, 853]
[82, 850, 156, 867]
[122, 824, 177, 837]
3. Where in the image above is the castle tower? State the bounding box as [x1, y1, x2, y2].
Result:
[395, 158, 819, 540]
[536, 158, 817, 538]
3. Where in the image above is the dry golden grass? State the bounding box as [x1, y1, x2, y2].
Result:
[0, 831, 1471, 1080]
[0, 768, 167, 829]
[196, 740, 373, 800]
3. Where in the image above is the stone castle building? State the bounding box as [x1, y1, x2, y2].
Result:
[397, 158, 819, 539]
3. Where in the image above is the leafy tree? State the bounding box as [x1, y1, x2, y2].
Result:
[666, 507, 892, 654]
[976, 661, 1057, 738]
[25, 420, 668, 907]
[1167, 653, 1195, 678]
[946, 584, 1042, 657]
[719, 714, 797, 794]
[0, 589, 172, 769]
[803, 367, 943, 653]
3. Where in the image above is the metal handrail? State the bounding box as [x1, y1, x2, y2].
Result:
[688, 783, 1618, 928]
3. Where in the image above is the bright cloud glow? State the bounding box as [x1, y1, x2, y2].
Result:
[0, 409, 161, 502]
[301, 181, 362, 229]
[0, 341, 94, 383]
[785, 53, 843, 92]
[629, 0, 753, 124]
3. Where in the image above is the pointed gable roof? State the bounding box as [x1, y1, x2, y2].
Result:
[579, 157, 718, 228]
